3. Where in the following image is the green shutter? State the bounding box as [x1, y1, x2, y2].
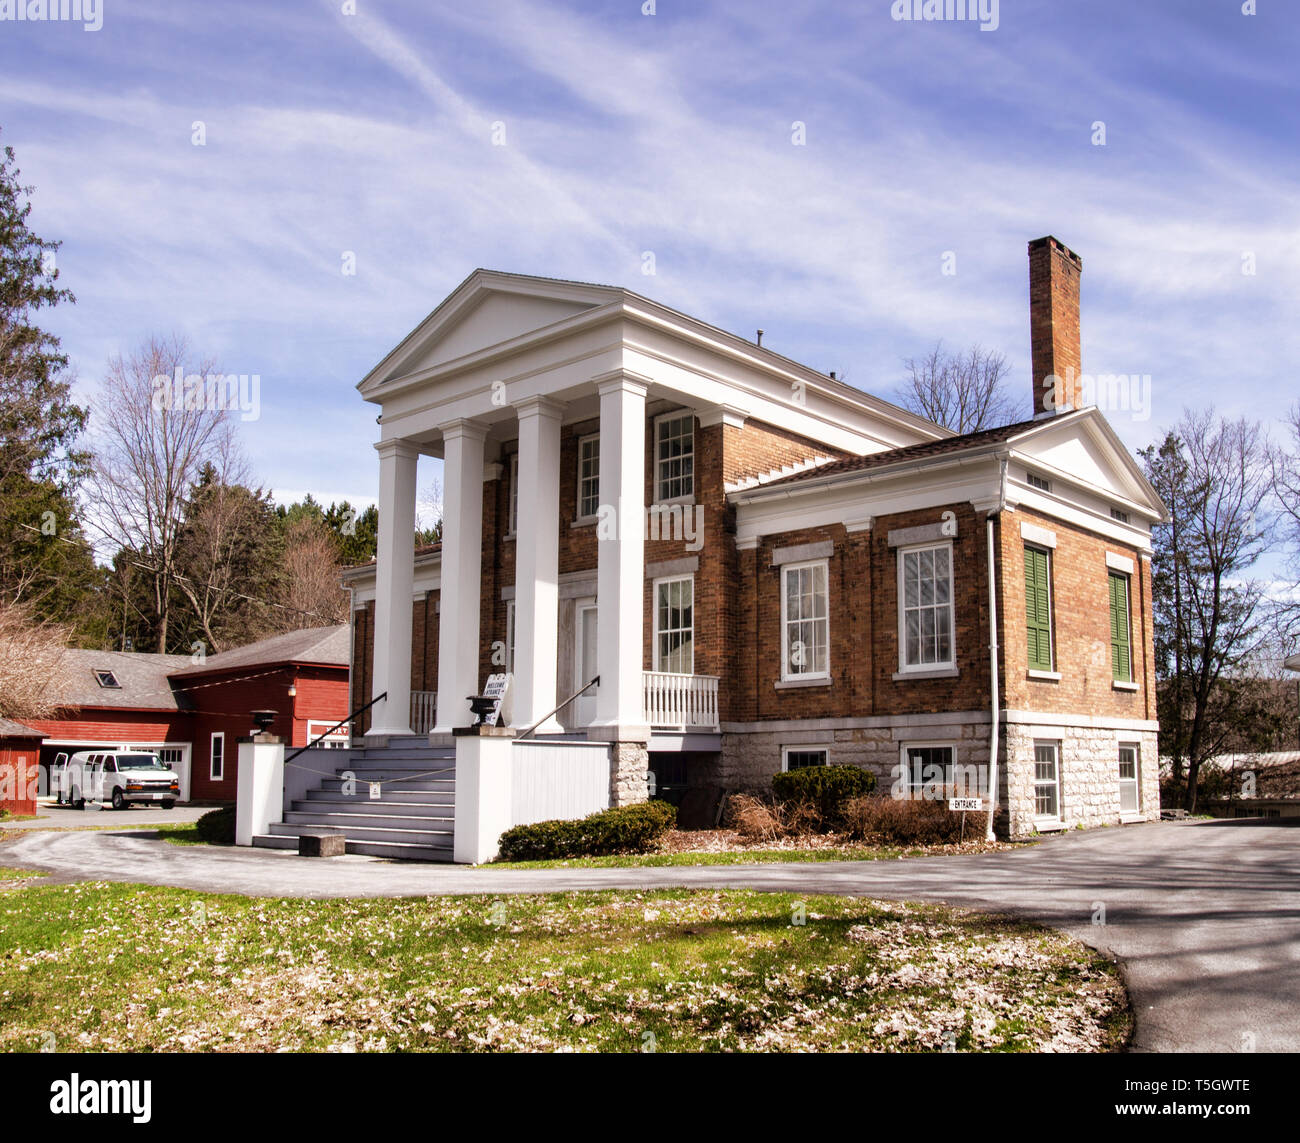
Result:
[1025, 547, 1052, 671]
[1109, 573, 1131, 681]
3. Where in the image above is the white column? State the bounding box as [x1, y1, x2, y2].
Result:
[434, 419, 487, 732]
[512, 396, 564, 732]
[591, 371, 650, 736]
[370, 438, 419, 736]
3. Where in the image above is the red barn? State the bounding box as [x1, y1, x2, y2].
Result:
[25, 626, 350, 804]
[168, 626, 352, 803]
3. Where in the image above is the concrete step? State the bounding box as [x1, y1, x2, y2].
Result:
[318, 774, 455, 789]
[302, 790, 455, 811]
[268, 820, 453, 848]
[285, 809, 453, 831]
[251, 833, 454, 863]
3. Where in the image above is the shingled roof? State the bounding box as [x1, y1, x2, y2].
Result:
[735, 414, 1059, 494]
[0, 717, 45, 739]
[46, 649, 194, 712]
[169, 625, 350, 678]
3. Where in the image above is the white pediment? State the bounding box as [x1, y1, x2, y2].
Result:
[359, 271, 621, 394]
[408, 292, 596, 374]
[1012, 411, 1161, 514]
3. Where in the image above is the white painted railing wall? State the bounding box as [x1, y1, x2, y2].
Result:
[642, 671, 720, 730]
[510, 739, 611, 826]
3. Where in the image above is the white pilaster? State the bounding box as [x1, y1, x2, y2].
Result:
[512, 396, 564, 732]
[434, 419, 487, 732]
[370, 438, 420, 736]
[591, 371, 651, 737]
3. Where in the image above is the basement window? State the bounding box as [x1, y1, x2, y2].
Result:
[1027, 472, 1051, 492]
[94, 670, 121, 689]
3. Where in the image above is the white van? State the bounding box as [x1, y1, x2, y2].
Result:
[60, 750, 181, 811]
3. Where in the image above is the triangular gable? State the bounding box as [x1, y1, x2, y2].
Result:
[1009, 410, 1165, 518]
[359, 270, 621, 394]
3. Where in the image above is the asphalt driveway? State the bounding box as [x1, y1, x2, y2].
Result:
[2, 817, 1296, 1052]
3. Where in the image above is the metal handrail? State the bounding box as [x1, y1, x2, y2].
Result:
[516, 676, 599, 741]
[284, 692, 386, 766]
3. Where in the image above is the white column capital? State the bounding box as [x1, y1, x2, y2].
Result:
[438, 418, 489, 445]
[374, 437, 423, 461]
[515, 395, 565, 421]
[592, 369, 652, 399]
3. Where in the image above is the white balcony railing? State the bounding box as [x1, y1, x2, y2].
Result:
[410, 690, 438, 734]
[642, 671, 720, 731]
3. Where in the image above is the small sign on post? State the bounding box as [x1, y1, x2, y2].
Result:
[948, 797, 983, 812]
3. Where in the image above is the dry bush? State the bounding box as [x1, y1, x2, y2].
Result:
[725, 793, 788, 842]
[844, 793, 988, 846]
[0, 600, 72, 720]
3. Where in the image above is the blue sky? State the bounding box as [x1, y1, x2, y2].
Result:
[2, 0, 1297, 526]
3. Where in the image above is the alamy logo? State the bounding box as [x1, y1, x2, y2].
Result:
[0, 0, 103, 31]
[152, 367, 261, 422]
[891, 0, 999, 32]
[49, 1075, 152, 1124]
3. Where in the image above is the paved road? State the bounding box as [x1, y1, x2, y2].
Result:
[2, 817, 1297, 1052]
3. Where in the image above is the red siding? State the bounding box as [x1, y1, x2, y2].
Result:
[0, 740, 42, 815]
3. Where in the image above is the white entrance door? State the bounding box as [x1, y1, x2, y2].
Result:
[574, 602, 599, 727]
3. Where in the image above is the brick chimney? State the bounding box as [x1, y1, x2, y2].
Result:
[1028, 236, 1083, 416]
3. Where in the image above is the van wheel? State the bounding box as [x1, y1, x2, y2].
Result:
[72, 788, 85, 810]
[161, 800, 176, 810]
[112, 788, 126, 811]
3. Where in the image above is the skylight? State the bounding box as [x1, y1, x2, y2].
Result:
[94, 670, 121, 689]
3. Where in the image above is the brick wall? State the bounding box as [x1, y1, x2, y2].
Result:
[998, 506, 1153, 721]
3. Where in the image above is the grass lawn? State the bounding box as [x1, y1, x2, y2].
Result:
[0, 873, 1129, 1053]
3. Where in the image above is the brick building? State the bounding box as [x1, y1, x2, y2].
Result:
[344, 237, 1164, 837]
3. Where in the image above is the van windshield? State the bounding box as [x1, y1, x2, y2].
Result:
[117, 755, 167, 771]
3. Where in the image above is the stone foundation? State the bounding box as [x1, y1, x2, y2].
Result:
[609, 741, 650, 806]
[703, 713, 1159, 839]
[1003, 722, 1160, 837]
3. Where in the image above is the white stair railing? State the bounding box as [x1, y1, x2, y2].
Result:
[410, 690, 438, 734]
[642, 672, 719, 730]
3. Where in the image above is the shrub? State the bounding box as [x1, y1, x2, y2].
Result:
[195, 806, 236, 845]
[725, 793, 787, 841]
[497, 801, 676, 861]
[843, 794, 987, 846]
[771, 765, 876, 830]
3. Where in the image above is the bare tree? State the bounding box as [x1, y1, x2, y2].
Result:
[1142, 409, 1276, 811]
[86, 334, 238, 653]
[897, 341, 1020, 433]
[278, 516, 348, 630]
[0, 599, 73, 720]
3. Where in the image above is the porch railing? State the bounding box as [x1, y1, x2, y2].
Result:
[410, 690, 438, 735]
[642, 671, 720, 731]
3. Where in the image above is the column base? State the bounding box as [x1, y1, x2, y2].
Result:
[367, 724, 415, 739]
[585, 722, 651, 744]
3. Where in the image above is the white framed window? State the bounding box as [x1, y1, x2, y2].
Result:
[210, 732, 225, 782]
[506, 453, 519, 536]
[577, 433, 600, 520]
[782, 746, 829, 772]
[1118, 742, 1141, 813]
[654, 411, 694, 502]
[898, 742, 956, 800]
[653, 575, 694, 674]
[897, 542, 955, 671]
[505, 600, 516, 674]
[781, 560, 829, 680]
[1033, 741, 1062, 820]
